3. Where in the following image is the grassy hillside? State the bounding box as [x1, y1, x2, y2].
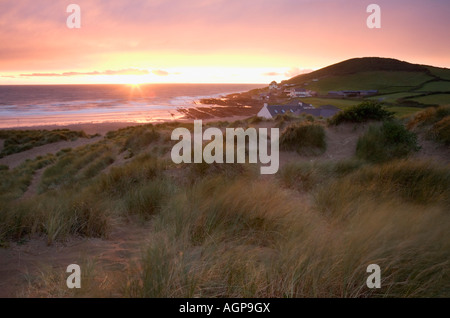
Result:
[293, 71, 432, 95]
[285, 57, 431, 84]
[281, 57, 450, 107]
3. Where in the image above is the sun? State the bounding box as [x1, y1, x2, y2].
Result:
[119, 74, 150, 85]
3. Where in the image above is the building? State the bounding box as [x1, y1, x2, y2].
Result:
[269, 81, 278, 90]
[257, 102, 340, 119]
[290, 88, 313, 98]
[327, 90, 378, 98]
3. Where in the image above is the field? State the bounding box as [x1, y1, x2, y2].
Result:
[418, 81, 450, 92]
[0, 104, 449, 298]
[278, 58, 450, 109]
[297, 71, 432, 95]
[427, 66, 450, 80]
[299, 97, 360, 109]
[407, 94, 450, 105]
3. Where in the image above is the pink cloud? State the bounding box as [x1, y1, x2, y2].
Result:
[284, 67, 313, 78]
[152, 70, 169, 76]
[263, 72, 281, 76]
[19, 68, 150, 77]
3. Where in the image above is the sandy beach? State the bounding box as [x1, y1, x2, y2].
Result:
[0, 115, 253, 135]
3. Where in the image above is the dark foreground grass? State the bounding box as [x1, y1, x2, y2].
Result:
[1, 121, 449, 297]
[124, 160, 449, 297]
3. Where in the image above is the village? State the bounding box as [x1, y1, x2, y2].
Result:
[253, 80, 379, 119]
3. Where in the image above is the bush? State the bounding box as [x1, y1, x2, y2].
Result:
[356, 121, 420, 163]
[329, 101, 394, 125]
[280, 123, 326, 155]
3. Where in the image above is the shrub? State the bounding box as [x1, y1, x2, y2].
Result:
[329, 101, 394, 125]
[280, 123, 326, 155]
[356, 120, 420, 163]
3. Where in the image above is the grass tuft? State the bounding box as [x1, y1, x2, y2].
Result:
[329, 101, 394, 125]
[356, 120, 420, 163]
[280, 122, 326, 155]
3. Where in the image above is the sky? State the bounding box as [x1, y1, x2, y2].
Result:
[1, 0, 449, 84]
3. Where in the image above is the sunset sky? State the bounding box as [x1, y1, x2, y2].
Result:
[1, 0, 449, 84]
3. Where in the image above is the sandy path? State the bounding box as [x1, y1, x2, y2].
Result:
[278, 123, 369, 167]
[0, 221, 152, 297]
[22, 167, 46, 198]
[0, 136, 102, 169]
[414, 135, 450, 165]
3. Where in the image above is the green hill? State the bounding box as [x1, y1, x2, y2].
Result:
[281, 57, 450, 106]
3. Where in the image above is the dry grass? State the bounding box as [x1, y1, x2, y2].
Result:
[2, 121, 448, 298]
[407, 105, 450, 145]
[280, 122, 326, 155]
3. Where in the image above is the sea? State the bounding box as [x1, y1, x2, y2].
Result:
[0, 84, 264, 128]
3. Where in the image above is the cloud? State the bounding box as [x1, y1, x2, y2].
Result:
[19, 68, 150, 77]
[284, 67, 313, 78]
[263, 72, 282, 76]
[152, 69, 169, 76]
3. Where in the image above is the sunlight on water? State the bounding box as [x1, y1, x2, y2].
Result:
[0, 84, 264, 128]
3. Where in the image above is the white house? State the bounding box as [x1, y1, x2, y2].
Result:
[290, 88, 312, 98]
[269, 81, 278, 90]
[257, 103, 272, 119]
[257, 102, 340, 119]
